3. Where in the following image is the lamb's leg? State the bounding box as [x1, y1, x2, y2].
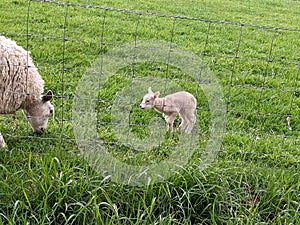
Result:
[164, 113, 177, 132]
[177, 112, 188, 132]
[185, 113, 196, 134]
[0, 133, 6, 148]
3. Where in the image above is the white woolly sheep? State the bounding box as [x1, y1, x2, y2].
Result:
[140, 87, 197, 134]
[0, 35, 54, 147]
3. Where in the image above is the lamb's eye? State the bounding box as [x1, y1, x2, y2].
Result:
[146, 100, 150, 103]
[50, 109, 53, 114]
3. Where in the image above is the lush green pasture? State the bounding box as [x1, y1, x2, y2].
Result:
[0, 0, 299, 224]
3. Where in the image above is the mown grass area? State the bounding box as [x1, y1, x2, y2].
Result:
[0, 0, 300, 224]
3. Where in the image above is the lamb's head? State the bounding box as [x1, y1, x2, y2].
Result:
[22, 90, 54, 134]
[140, 87, 160, 110]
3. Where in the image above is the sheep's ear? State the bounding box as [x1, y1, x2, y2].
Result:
[42, 90, 53, 102]
[148, 87, 153, 94]
[153, 91, 160, 99]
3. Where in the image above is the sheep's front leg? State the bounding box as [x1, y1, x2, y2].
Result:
[164, 113, 177, 132]
[0, 133, 6, 148]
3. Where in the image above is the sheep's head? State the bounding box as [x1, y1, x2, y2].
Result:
[23, 90, 54, 134]
[140, 87, 160, 110]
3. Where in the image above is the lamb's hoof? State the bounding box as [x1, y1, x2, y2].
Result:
[0, 138, 7, 148]
[0, 143, 6, 148]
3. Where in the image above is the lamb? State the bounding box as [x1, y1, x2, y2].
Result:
[0, 35, 54, 147]
[140, 87, 197, 134]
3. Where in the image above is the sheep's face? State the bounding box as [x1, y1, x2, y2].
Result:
[23, 90, 54, 134]
[140, 87, 160, 110]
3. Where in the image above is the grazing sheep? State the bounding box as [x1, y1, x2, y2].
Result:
[140, 87, 197, 134]
[0, 35, 54, 147]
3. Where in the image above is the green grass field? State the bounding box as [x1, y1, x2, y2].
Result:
[0, 0, 300, 224]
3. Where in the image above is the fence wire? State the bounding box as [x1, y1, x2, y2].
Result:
[0, 0, 299, 164]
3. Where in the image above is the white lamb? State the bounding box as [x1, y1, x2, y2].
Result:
[140, 87, 197, 134]
[0, 35, 54, 147]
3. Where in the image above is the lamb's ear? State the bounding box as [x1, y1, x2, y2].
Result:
[148, 87, 153, 94]
[42, 90, 53, 102]
[153, 91, 160, 99]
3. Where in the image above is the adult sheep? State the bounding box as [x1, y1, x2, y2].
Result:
[0, 35, 54, 147]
